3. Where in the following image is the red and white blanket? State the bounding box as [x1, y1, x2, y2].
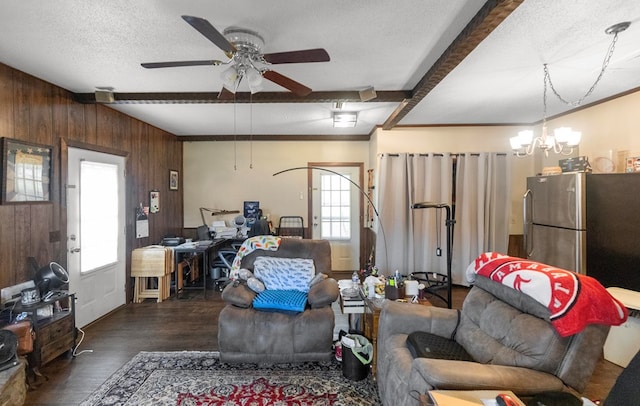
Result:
[467, 252, 628, 337]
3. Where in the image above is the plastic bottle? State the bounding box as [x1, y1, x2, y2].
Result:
[352, 271, 359, 290]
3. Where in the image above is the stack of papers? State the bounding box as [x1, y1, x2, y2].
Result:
[213, 227, 237, 238]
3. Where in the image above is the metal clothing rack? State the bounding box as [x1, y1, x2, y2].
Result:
[410, 202, 454, 309]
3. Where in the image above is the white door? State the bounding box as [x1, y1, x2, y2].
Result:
[311, 165, 360, 271]
[67, 148, 126, 328]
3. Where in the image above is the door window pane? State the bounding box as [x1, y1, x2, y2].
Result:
[320, 173, 351, 240]
[80, 161, 119, 273]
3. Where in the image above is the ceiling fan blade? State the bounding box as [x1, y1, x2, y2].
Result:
[218, 87, 235, 100]
[141, 60, 223, 69]
[181, 15, 236, 54]
[263, 48, 330, 64]
[262, 70, 312, 96]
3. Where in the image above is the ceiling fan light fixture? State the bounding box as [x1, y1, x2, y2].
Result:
[333, 111, 357, 128]
[223, 27, 264, 54]
[221, 66, 239, 92]
[246, 67, 264, 94]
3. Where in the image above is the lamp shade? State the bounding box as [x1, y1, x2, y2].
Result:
[221, 66, 239, 92]
[246, 68, 263, 94]
[35, 262, 69, 294]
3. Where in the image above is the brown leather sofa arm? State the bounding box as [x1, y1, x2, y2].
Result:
[307, 278, 339, 308]
[221, 282, 257, 308]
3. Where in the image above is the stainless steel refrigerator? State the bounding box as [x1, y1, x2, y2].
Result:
[524, 173, 586, 273]
[524, 172, 640, 291]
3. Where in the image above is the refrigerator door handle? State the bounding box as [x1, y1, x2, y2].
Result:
[523, 189, 533, 256]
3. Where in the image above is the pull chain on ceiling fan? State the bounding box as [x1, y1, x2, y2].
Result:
[141, 15, 330, 97]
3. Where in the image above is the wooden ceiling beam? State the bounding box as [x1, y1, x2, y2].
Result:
[179, 134, 372, 142]
[382, 0, 525, 130]
[73, 90, 410, 104]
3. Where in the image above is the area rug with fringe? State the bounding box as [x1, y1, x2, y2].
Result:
[80, 351, 381, 406]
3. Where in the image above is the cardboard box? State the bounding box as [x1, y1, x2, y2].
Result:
[559, 156, 590, 172]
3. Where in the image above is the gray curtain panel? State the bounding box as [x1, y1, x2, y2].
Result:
[376, 152, 511, 285]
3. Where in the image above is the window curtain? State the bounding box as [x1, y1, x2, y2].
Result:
[376, 153, 453, 276]
[452, 153, 511, 285]
[376, 153, 411, 274]
[376, 152, 510, 285]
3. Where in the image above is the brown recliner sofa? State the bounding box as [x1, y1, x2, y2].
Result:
[218, 238, 339, 363]
[376, 276, 610, 405]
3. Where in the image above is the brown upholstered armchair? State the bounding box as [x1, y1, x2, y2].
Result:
[218, 237, 339, 363]
[376, 276, 611, 406]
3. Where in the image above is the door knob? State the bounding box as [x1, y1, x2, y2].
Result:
[70, 248, 81, 253]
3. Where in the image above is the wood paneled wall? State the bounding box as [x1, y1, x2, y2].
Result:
[0, 63, 183, 302]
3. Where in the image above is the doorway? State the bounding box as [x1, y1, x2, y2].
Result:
[309, 163, 363, 272]
[67, 147, 126, 328]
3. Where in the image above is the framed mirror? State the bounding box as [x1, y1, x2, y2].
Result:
[1, 138, 52, 204]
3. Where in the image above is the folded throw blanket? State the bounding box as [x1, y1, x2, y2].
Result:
[230, 235, 282, 279]
[467, 252, 628, 337]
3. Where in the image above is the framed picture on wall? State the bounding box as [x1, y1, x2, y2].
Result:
[1, 137, 53, 204]
[169, 170, 179, 191]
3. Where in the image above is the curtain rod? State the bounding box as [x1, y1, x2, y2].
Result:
[379, 152, 508, 157]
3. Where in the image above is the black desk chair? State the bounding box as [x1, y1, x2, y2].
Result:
[196, 225, 211, 241]
[212, 248, 237, 291]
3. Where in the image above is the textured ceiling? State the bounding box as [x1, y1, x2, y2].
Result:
[1, 0, 640, 138]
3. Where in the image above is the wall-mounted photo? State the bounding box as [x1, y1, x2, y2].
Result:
[1, 138, 52, 204]
[169, 170, 179, 191]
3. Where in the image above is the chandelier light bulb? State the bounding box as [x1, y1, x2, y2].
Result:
[517, 130, 534, 146]
[509, 136, 522, 150]
[567, 131, 582, 146]
[554, 127, 572, 144]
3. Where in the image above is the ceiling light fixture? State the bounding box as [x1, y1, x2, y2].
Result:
[333, 111, 357, 128]
[219, 28, 265, 94]
[510, 21, 630, 157]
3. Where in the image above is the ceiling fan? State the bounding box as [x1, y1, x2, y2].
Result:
[141, 15, 330, 97]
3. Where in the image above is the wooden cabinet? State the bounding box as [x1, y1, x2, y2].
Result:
[11, 293, 76, 368]
[362, 297, 382, 376]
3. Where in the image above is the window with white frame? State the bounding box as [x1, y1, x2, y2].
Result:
[80, 160, 119, 273]
[320, 173, 351, 240]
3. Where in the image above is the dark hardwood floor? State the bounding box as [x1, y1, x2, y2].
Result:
[24, 285, 623, 405]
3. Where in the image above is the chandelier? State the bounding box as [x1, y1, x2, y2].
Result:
[510, 22, 630, 157]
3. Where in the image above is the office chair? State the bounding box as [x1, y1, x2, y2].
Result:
[212, 247, 238, 291]
[196, 225, 211, 241]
